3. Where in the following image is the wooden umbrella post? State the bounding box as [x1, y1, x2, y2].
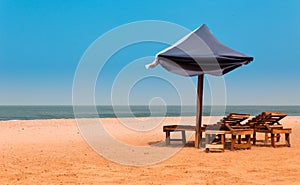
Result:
[195, 75, 204, 148]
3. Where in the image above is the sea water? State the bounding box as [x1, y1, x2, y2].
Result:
[0, 105, 299, 121]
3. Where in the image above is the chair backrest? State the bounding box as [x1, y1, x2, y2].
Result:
[246, 112, 287, 130]
[262, 112, 287, 125]
[221, 113, 250, 131]
[245, 113, 265, 128]
[222, 113, 250, 125]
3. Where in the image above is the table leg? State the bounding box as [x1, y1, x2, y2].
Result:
[166, 131, 170, 145]
[181, 131, 186, 145]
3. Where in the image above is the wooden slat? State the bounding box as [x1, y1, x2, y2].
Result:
[231, 129, 253, 135]
[232, 143, 251, 149]
[205, 130, 227, 135]
[163, 125, 196, 131]
[271, 128, 292, 134]
[205, 144, 224, 149]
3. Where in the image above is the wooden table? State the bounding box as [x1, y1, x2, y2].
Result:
[163, 125, 196, 145]
[205, 130, 228, 152]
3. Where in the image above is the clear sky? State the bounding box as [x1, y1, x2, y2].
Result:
[0, 0, 300, 105]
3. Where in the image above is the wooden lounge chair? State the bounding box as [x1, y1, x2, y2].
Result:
[163, 113, 251, 150]
[162, 113, 243, 146]
[221, 113, 253, 150]
[246, 112, 291, 147]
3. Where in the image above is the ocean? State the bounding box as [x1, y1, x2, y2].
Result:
[0, 105, 300, 121]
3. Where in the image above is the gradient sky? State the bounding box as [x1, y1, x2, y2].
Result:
[0, 0, 300, 105]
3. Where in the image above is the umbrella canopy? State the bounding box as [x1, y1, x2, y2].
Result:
[147, 24, 253, 148]
[147, 24, 253, 76]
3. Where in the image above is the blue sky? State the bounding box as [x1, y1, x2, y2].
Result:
[0, 0, 300, 105]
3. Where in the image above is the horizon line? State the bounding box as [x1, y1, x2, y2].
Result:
[1, 104, 300, 106]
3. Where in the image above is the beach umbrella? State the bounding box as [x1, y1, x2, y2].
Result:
[146, 24, 253, 148]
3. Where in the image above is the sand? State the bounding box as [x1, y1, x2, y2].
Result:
[1, 116, 300, 185]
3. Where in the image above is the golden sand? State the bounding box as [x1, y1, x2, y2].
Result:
[1, 116, 300, 184]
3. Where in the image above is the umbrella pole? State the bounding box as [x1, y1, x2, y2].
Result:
[195, 75, 204, 148]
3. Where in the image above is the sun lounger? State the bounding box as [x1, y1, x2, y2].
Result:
[163, 113, 252, 151]
[246, 112, 291, 147]
[221, 113, 253, 150]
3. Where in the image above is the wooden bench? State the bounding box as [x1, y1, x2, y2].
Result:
[163, 125, 196, 145]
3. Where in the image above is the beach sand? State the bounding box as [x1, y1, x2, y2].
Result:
[1, 116, 300, 184]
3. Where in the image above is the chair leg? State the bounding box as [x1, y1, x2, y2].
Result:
[276, 134, 280, 142]
[271, 133, 275, 147]
[205, 133, 209, 152]
[285, 133, 291, 147]
[265, 133, 269, 144]
[231, 134, 236, 150]
[238, 135, 241, 144]
[221, 134, 225, 152]
[181, 131, 186, 145]
[246, 134, 251, 149]
[166, 131, 170, 145]
[253, 132, 256, 145]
